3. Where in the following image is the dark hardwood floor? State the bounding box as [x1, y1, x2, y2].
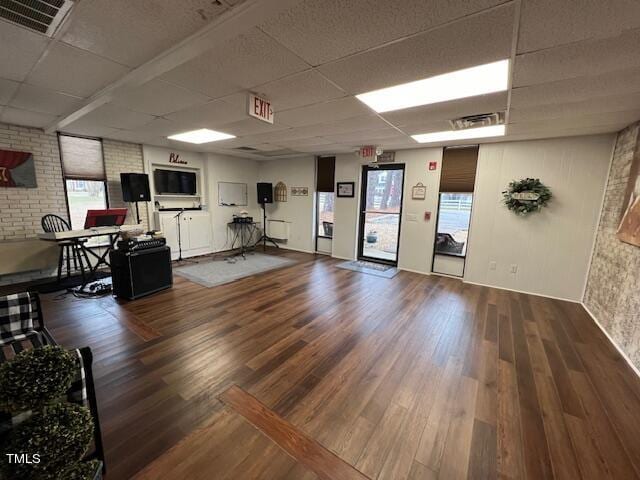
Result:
[38, 249, 640, 479]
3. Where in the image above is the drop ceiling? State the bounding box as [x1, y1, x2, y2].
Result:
[0, 0, 639, 159]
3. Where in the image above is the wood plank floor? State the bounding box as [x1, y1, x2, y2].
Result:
[38, 249, 640, 479]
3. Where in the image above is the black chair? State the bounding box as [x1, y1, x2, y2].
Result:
[41, 214, 87, 283]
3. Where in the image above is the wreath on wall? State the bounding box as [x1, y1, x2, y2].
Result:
[502, 178, 552, 215]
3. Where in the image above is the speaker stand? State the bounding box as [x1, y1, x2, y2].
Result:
[254, 203, 279, 251]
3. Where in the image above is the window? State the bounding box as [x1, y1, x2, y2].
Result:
[65, 179, 107, 230]
[435, 192, 473, 256]
[58, 134, 108, 230]
[317, 191, 334, 238]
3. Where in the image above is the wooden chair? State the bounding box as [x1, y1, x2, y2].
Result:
[41, 214, 87, 283]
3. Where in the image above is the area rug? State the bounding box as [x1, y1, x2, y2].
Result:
[336, 260, 399, 278]
[174, 253, 296, 288]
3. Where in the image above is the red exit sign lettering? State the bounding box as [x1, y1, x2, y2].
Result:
[248, 93, 274, 124]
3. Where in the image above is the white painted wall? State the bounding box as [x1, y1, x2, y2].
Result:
[257, 156, 316, 253]
[206, 153, 260, 252]
[332, 153, 362, 260]
[465, 135, 615, 301]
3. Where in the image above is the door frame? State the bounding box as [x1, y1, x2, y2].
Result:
[357, 163, 406, 266]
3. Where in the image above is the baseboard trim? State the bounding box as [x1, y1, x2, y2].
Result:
[275, 245, 315, 254]
[462, 279, 580, 304]
[331, 254, 354, 261]
[581, 302, 640, 379]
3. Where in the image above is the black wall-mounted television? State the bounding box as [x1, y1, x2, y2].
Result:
[154, 169, 197, 195]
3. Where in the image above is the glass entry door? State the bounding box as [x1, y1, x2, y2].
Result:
[358, 164, 405, 265]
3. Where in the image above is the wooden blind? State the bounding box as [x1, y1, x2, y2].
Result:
[59, 135, 106, 181]
[439, 146, 478, 192]
[316, 156, 335, 192]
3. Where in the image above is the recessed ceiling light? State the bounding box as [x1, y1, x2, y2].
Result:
[412, 125, 506, 144]
[167, 128, 235, 144]
[356, 59, 510, 113]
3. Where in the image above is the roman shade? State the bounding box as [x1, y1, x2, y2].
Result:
[439, 146, 479, 192]
[316, 156, 335, 192]
[59, 135, 105, 181]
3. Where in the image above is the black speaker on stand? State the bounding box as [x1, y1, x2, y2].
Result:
[120, 173, 151, 224]
[254, 182, 279, 251]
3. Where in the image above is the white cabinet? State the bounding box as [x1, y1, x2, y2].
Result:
[155, 211, 212, 260]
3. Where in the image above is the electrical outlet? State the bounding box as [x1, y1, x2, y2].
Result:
[510, 264, 518, 274]
[489, 261, 497, 271]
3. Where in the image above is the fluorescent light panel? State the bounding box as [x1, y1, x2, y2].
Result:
[356, 59, 510, 113]
[167, 128, 235, 144]
[412, 125, 505, 144]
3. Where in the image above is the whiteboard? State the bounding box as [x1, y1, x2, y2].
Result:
[218, 182, 248, 206]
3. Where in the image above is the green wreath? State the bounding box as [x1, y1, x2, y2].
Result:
[502, 178, 552, 215]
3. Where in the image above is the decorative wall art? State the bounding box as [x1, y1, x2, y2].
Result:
[617, 151, 640, 247]
[337, 182, 355, 198]
[411, 182, 427, 200]
[503, 178, 552, 216]
[0, 149, 37, 188]
[291, 186, 309, 196]
[274, 181, 287, 202]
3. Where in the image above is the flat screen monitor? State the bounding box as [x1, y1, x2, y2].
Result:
[84, 208, 128, 229]
[154, 169, 197, 195]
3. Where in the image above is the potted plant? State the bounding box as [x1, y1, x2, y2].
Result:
[0, 346, 101, 480]
[366, 230, 378, 243]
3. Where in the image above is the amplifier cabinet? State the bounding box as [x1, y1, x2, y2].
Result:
[110, 246, 172, 300]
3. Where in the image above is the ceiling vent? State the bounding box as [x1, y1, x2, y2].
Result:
[449, 111, 505, 131]
[0, 0, 73, 36]
[234, 146, 259, 152]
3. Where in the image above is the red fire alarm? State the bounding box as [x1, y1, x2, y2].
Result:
[424, 211, 432, 221]
[428, 161, 437, 171]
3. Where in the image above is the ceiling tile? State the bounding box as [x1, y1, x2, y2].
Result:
[511, 66, 640, 108]
[262, 0, 509, 65]
[166, 98, 248, 128]
[10, 84, 84, 115]
[60, 124, 123, 139]
[61, 0, 228, 67]
[252, 70, 346, 112]
[513, 28, 640, 87]
[26, 43, 130, 97]
[161, 28, 308, 98]
[318, 4, 514, 94]
[508, 110, 640, 132]
[215, 117, 291, 137]
[510, 93, 640, 123]
[0, 21, 49, 82]
[401, 120, 456, 136]
[0, 78, 20, 105]
[111, 79, 210, 116]
[0, 107, 58, 128]
[277, 97, 372, 127]
[380, 92, 508, 128]
[518, 0, 640, 54]
[72, 104, 155, 130]
[322, 127, 408, 145]
[276, 136, 334, 148]
[130, 118, 183, 137]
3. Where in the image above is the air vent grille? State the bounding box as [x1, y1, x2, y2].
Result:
[0, 0, 71, 36]
[234, 146, 258, 151]
[449, 111, 505, 130]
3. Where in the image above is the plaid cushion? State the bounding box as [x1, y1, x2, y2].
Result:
[0, 293, 35, 345]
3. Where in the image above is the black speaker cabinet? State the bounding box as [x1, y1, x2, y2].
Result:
[257, 182, 273, 204]
[121, 173, 151, 202]
[110, 246, 172, 300]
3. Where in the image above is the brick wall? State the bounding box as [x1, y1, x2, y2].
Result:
[584, 121, 640, 368]
[0, 122, 148, 285]
[0, 123, 67, 241]
[103, 139, 150, 230]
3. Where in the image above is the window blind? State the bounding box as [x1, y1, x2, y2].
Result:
[439, 146, 479, 192]
[316, 156, 335, 192]
[59, 135, 106, 181]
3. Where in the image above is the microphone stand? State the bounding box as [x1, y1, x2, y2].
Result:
[173, 209, 196, 264]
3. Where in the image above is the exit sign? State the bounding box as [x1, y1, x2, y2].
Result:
[248, 93, 274, 124]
